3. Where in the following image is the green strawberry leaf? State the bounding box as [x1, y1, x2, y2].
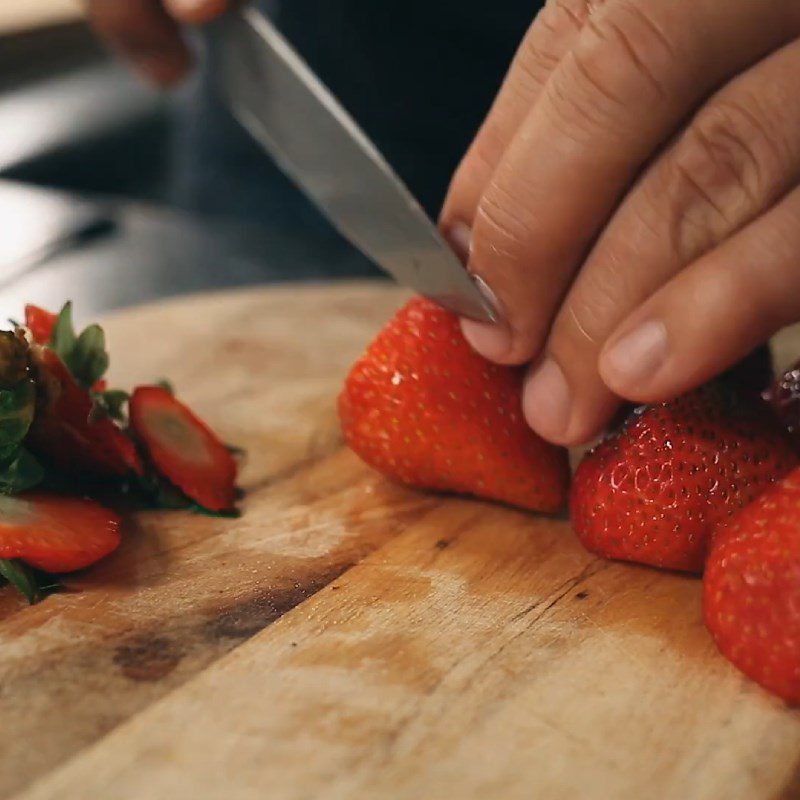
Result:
[72, 325, 110, 387]
[0, 380, 35, 459]
[89, 389, 129, 423]
[155, 379, 175, 395]
[50, 303, 110, 390]
[0, 559, 42, 604]
[50, 302, 77, 357]
[0, 448, 45, 494]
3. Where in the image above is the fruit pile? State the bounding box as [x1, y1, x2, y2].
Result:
[339, 297, 800, 704]
[0, 303, 239, 602]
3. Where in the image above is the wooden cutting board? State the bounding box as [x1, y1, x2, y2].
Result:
[2, 282, 800, 800]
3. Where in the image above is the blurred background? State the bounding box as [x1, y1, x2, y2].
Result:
[0, 1, 530, 322]
[0, 1, 375, 322]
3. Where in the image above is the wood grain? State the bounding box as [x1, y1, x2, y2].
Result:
[0, 283, 413, 798]
[4, 284, 800, 800]
[16, 498, 800, 800]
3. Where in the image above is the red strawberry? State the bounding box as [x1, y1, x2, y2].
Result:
[24, 304, 57, 345]
[28, 348, 142, 478]
[129, 386, 237, 511]
[764, 358, 800, 447]
[704, 466, 800, 703]
[338, 297, 569, 512]
[0, 492, 121, 572]
[571, 383, 798, 573]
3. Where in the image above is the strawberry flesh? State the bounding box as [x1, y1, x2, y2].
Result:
[24, 304, 58, 345]
[0, 492, 121, 573]
[28, 348, 142, 478]
[130, 386, 237, 511]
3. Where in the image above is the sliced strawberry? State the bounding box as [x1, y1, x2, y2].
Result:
[24, 304, 58, 345]
[28, 348, 142, 478]
[0, 492, 121, 573]
[130, 386, 236, 511]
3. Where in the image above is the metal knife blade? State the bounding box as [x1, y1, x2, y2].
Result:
[214, 7, 497, 323]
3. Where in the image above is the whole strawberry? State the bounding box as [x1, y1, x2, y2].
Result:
[339, 297, 569, 513]
[764, 358, 800, 446]
[571, 383, 798, 573]
[704, 467, 800, 703]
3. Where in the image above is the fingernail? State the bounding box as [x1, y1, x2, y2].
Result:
[601, 320, 669, 391]
[165, 0, 206, 13]
[460, 316, 511, 362]
[522, 358, 572, 441]
[443, 221, 472, 265]
[164, 0, 223, 21]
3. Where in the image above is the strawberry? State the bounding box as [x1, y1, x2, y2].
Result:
[0, 492, 121, 572]
[764, 358, 800, 447]
[28, 348, 142, 478]
[704, 466, 800, 703]
[338, 297, 569, 513]
[24, 304, 58, 345]
[570, 383, 798, 573]
[129, 386, 237, 511]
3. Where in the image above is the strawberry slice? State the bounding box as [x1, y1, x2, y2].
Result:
[130, 386, 236, 511]
[0, 492, 121, 572]
[24, 304, 58, 345]
[29, 348, 142, 478]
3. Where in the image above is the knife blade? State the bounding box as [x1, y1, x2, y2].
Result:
[214, 6, 497, 323]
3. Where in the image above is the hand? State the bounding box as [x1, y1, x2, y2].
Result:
[84, 0, 230, 86]
[441, 0, 800, 445]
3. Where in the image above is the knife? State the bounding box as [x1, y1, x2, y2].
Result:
[214, 6, 497, 323]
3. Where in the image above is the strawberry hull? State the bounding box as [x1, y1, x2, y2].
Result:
[29, 349, 142, 479]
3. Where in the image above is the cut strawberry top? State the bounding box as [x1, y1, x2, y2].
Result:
[29, 349, 142, 478]
[24, 304, 58, 345]
[130, 386, 236, 511]
[0, 492, 121, 573]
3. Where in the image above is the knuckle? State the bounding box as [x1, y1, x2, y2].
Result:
[660, 100, 782, 254]
[548, 1, 676, 135]
[537, 0, 593, 38]
[512, 0, 600, 99]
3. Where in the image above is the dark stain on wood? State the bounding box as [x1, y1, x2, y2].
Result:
[203, 565, 351, 642]
[575, 591, 589, 600]
[114, 636, 185, 682]
[775, 751, 800, 800]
